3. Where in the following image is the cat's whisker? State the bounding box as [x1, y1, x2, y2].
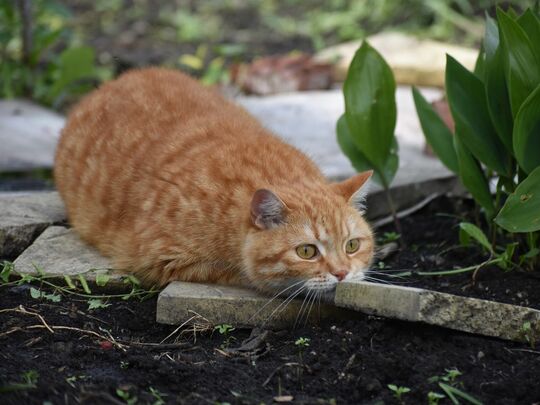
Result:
[366, 270, 409, 280]
[263, 284, 306, 326]
[249, 279, 306, 322]
[294, 288, 312, 329]
[303, 289, 319, 327]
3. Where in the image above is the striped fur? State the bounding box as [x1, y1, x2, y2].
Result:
[55, 68, 374, 294]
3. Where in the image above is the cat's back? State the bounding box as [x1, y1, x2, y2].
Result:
[55, 68, 324, 264]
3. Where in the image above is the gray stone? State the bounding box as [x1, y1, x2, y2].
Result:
[418, 291, 540, 342]
[13, 226, 118, 284]
[157, 281, 353, 328]
[0, 99, 64, 171]
[335, 281, 540, 343]
[0, 191, 66, 258]
[335, 281, 422, 321]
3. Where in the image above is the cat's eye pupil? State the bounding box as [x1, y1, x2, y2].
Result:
[296, 244, 317, 259]
[346, 238, 360, 254]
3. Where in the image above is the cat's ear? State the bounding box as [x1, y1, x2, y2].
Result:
[250, 189, 288, 229]
[331, 170, 373, 213]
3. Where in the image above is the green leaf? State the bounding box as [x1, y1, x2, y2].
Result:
[497, 8, 540, 117]
[412, 87, 458, 173]
[454, 133, 495, 218]
[446, 55, 510, 175]
[50, 46, 96, 100]
[513, 84, 540, 174]
[0, 262, 12, 283]
[88, 298, 111, 310]
[484, 47, 514, 152]
[517, 9, 540, 59]
[459, 222, 493, 254]
[336, 114, 398, 186]
[343, 41, 397, 171]
[30, 287, 41, 299]
[78, 275, 92, 294]
[495, 166, 540, 232]
[63, 275, 76, 289]
[473, 43, 485, 79]
[95, 273, 110, 287]
[438, 383, 482, 405]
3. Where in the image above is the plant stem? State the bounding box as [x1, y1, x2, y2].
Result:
[381, 182, 403, 247]
[17, 0, 32, 95]
[395, 257, 503, 277]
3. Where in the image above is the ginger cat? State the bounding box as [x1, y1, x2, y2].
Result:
[55, 68, 374, 296]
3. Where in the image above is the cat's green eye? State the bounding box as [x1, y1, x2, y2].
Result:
[345, 238, 361, 254]
[296, 244, 318, 259]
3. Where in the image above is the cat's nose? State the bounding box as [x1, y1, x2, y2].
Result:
[331, 270, 348, 281]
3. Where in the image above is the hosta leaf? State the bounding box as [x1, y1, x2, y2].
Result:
[412, 87, 458, 173]
[497, 8, 540, 117]
[446, 55, 511, 175]
[343, 41, 396, 171]
[336, 114, 398, 186]
[459, 222, 493, 253]
[454, 132, 495, 218]
[513, 84, 540, 174]
[495, 166, 540, 232]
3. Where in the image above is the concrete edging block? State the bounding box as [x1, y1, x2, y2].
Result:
[335, 280, 540, 343]
[157, 281, 354, 328]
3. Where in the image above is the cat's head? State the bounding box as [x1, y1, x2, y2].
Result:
[242, 171, 374, 298]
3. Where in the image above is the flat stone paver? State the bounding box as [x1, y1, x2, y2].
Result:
[316, 32, 478, 86]
[0, 99, 64, 171]
[13, 226, 118, 284]
[335, 281, 540, 343]
[157, 281, 353, 328]
[0, 191, 66, 258]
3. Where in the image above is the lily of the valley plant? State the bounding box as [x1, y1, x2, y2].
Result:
[413, 6, 540, 270]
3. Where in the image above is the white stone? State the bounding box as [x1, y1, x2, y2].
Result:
[0, 99, 64, 171]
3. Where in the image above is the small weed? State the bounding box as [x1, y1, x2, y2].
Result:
[88, 298, 111, 310]
[120, 361, 130, 370]
[214, 324, 235, 335]
[0, 370, 39, 393]
[381, 232, 401, 244]
[295, 337, 310, 347]
[149, 387, 167, 405]
[65, 375, 86, 388]
[116, 388, 138, 405]
[427, 391, 446, 405]
[519, 321, 538, 348]
[214, 324, 236, 348]
[387, 384, 410, 402]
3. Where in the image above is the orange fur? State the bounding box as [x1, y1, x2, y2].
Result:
[55, 68, 374, 294]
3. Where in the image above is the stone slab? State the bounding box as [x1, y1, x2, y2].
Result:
[335, 281, 540, 343]
[157, 281, 354, 328]
[236, 87, 449, 184]
[0, 99, 64, 171]
[0, 191, 66, 258]
[13, 226, 119, 284]
[316, 32, 478, 87]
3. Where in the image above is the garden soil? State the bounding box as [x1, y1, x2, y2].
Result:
[1, 197, 540, 404]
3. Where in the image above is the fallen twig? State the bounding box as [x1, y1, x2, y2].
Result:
[0, 305, 54, 333]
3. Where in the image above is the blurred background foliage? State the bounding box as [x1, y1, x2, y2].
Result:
[0, 0, 533, 109]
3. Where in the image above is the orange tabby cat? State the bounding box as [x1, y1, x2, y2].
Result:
[54, 68, 374, 296]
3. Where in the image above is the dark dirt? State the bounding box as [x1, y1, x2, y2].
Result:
[1, 282, 540, 405]
[378, 196, 540, 310]
[1, 197, 540, 404]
